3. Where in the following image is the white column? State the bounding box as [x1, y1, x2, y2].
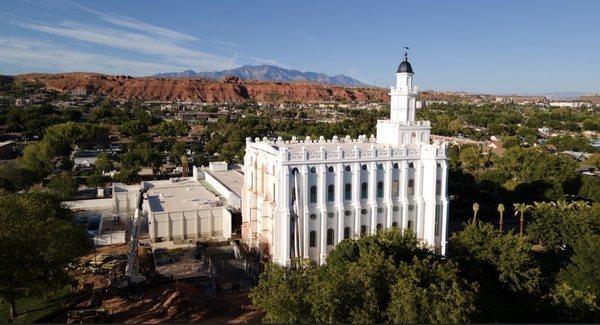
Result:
[195, 210, 200, 239]
[318, 164, 327, 264]
[281, 167, 291, 265]
[421, 159, 438, 247]
[181, 212, 186, 239]
[439, 160, 450, 255]
[353, 162, 362, 237]
[302, 167, 309, 258]
[368, 161, 377, 234]
[336, 162, 344, 243]
[399, 160, 409, 229]
[149, 213, 156, 241]
[166, 213, 172, 241]
[384, 161, 393, 228]
[415, 160, 426, 238]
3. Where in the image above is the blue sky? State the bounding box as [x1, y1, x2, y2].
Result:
[0, 0, 599, 94]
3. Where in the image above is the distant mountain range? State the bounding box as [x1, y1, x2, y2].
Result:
[152, 65, 366, 87]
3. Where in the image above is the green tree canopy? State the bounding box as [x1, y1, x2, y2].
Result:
[0, 190, 90, 320]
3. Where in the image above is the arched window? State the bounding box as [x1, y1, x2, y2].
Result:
[310, 231, 316, 247]
[327, 228, 334, 245]
[344, 183, 352, 200]
[408, 179, 415, 195]
[392, 221, 398, 227]
[327, 185, 335, 202]
[360, 225, 367, 236]
[310, 186, 317, 203]
[361, 182, 368, 199]
[344, 227, 351, 239]
[377, 181, 384, 198]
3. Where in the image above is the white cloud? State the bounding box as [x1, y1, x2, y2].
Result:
[0, 1, 286, 74]
[0, 37, 188, 75]
[15, 20, 236, 71]
[64, 0, 199, 42]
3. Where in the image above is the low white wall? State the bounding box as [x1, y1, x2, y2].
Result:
[94, 231, 126, 246]
[148, 206, 231, 242]
[204, 172, 242, 209]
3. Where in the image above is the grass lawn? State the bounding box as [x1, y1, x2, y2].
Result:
[0, 286, 69, 323]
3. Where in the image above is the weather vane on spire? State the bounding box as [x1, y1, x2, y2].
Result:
[403, 46, 410, 61]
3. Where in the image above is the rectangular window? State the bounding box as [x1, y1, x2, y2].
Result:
[310, 186, 317, 203]
[328, 185, 335, 202]
[327, 229, 334, 245]
[392, 180, 399, 197]
[377, 181, 384, 198]
[436, 180, 441, 195]
[310, 231, 316, 247]
[361, 182, 368, 199]
[344, 184, 351, 201]
[408, 179, 415, 196]
[434, 204, 440, 236]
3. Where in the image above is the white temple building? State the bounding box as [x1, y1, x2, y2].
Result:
[242, 55, 449, 266]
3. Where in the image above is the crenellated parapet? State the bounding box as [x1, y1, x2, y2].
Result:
[245, 134, 447, 164]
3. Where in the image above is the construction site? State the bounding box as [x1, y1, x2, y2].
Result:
[54, 163, 263, 323]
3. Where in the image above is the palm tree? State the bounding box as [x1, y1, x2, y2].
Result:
[497, 203, 505, 233]
[472, 202, 480, 226]
[513, 203, 530, 237]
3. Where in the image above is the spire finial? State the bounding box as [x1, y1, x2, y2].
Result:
[403, 46, 409, 61]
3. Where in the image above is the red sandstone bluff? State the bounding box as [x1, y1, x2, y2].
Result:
[15, 73, 389, 103]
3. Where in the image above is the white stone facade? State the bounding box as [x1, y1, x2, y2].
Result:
[242, 58, 449, 266]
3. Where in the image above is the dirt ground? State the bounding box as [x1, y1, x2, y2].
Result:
[67, 245, 264, 323]
[101, 282, 264, 323]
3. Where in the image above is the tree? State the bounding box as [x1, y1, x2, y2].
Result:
[449, 223, 542, 322]
[387, 257, 477, 324]
[578, 175, 600, 202]
[546, 282, 599, 322]
[86, 172, 104, 188]
[155, 120, 190, 137]
[252, 229, 476, 324]
[472, 202, 480, 225]
[497, 203, 505, 232]
[558, 234, 600, 297]
[0, 190, 90, 321]
[502, 135, 520, 149]
[168, 142, 188, 165]
[112, 167, 140, 185]
[527, 201, 598, 248]
[95, 152, 113, 174]
[513, 203, 530, 237]
[459, 146, 484, 172]
[250, 261, 314, 323]
[19, 141, 53, 179]
[46, 173, 78, 201]
[119, 120, 149, 137]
